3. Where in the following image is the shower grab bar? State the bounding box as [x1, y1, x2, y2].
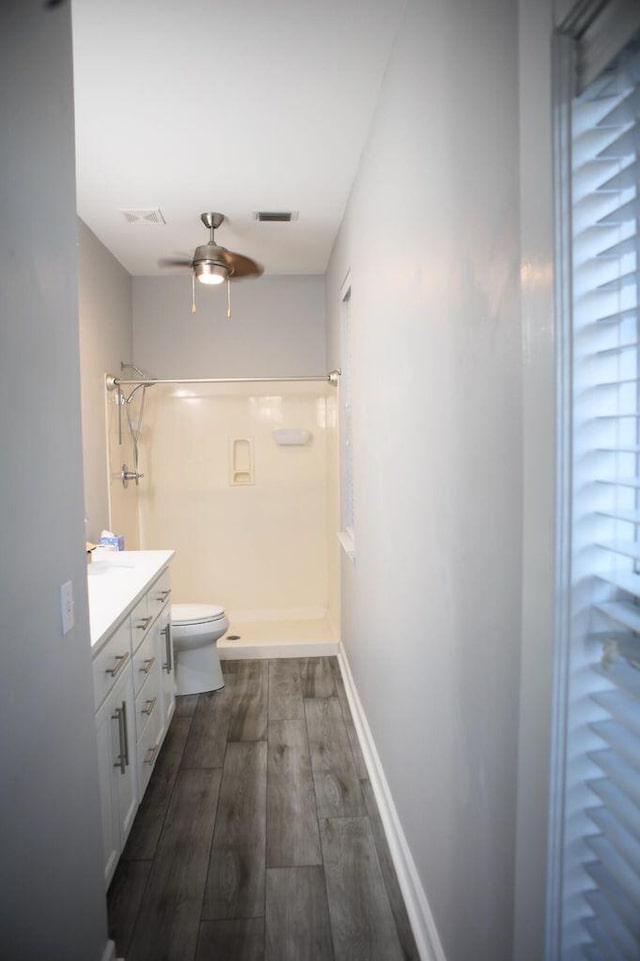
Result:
[106, 369, 341, 390]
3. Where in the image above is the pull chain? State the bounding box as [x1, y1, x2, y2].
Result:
[227, 276, 232, 318]
[191, 272, 196, 313]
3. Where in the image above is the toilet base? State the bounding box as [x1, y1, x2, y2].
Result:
[174, 643, 225, 696]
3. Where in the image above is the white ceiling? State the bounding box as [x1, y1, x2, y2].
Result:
[72, 0, 405, 278]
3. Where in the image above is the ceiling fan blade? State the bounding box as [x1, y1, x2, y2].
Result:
[158, 257, 193, 268]
[223, 250, 264, 279]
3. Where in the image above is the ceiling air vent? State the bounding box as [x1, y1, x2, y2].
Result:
[120, 208, 166, 225]
[254, 211, 298, 223]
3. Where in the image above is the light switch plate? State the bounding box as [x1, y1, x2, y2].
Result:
[60, 580, 75, 634]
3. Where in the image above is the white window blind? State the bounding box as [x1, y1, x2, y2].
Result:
[561, 37, 640, 961]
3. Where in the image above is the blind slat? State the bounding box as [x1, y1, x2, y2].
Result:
[586, 806, 640, 880]
[595, 339, 640, 354]
[597, 234, 638, 258]
[595, 305, 638, 324]
[599, 125, 640, 159]
[595, 598, 640, 629]
[586, 861, 639, 938]
[589, 721, 640, 777]
[585, 831, 640, 905]
[592, 688, 640, 737]
[588, 777, 640, 844]
[599, 157, 640, 191]
[596, 448, 640, 456]
[597, 195, 639, 225]
[583, 889, 638, 960]
[598, 268, 640, 292]
[596, 569, 640, 596]
[582, 914, 630, 961]
[588, 749, 640, 811]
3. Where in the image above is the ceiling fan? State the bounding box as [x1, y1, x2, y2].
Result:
[159, 212, 263, 315]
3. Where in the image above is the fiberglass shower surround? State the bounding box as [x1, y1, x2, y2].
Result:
[107, 366, 341, 490]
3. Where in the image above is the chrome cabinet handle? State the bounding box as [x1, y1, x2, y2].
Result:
[156, 589, 171, 602]
[121, 700, 130, 768]
[141, 696, 157, 717]
[139, 656, 155, 674]
[135, 616, 153, 631]
[112, 706, 126, 774]
[106, 652, 129, 679]
[161, 622, 172, 673]
[145, 744, 159, 765]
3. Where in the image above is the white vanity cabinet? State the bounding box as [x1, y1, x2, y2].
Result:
[89, 552, 174, 888]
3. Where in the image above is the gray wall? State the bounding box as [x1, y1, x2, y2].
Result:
[132, 274, 326, 378]
[326, 1, 524, 958]
[0, 2, 109, 959]
[78, 219, 133, 542]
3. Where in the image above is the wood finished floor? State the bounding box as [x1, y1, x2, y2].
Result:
[108, 657, 419, 961]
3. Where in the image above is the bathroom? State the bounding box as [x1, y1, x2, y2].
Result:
[82, 242, 341, 662]
[4, 1, 565, 960]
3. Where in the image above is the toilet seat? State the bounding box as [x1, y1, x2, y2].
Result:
[171, 602, 226, 626]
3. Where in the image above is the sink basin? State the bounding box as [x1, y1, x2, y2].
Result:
[88, 560, 135, 576]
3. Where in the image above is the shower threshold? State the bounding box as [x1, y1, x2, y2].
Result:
[217, 616, 339, 660]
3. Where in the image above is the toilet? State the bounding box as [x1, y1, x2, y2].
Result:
[171, 603, 229, 696]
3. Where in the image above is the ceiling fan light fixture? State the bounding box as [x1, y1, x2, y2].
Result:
[195, 261, 228, 285]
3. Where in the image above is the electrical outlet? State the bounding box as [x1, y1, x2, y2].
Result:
[60, 580, 75, 634]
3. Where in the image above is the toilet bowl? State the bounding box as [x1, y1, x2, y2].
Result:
[171, 603, 229, 696]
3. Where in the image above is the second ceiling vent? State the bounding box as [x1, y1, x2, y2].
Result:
[254, 211, 298, 223]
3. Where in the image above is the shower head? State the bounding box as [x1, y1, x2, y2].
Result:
[125, 383, 153, 403]
[120, 362, 148, 378]
[118, 362, 156, 403]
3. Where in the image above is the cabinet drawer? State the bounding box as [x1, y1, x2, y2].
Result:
[134, 657, 161, 741]
[93, 619, 131, 710]
[130, 593, 152, 652]
[137, 701, 162, 798]
[147, 568, 171, 621]
[132, 625, 157, 698]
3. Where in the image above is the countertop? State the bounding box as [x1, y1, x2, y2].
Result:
[87, 550, 174, 651]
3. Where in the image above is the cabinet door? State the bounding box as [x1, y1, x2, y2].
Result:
[95, 666, 137, 888]
[95, 698, 120, 887]
[157, 607, 176, 729]
[111, 666, 138, 850]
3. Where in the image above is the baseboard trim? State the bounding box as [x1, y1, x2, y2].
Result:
[100, 940, 116, 961]
[337, 643, 447, 961]
[218, 641, 339, 660]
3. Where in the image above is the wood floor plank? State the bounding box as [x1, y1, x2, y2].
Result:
[228, 659, 268, 741]
[265, 866, 333, 961]
[123, 716, 192, 860]
[175, 694, 199, 718]
[330, 658, 369, 779]
[222, 659, 240, 674]
[203, 740, 267, 920]
[127, 768, 222, 961]
[196, 919, 265, 961]
[182, 685, 234, 769]
[300, 657, 336, 698]
[320, 817, 405, 961]
[266, 720, 321, 867]
[268, 659, 304, 721]
[107, 859, 152, 958]
[360, 779, 420, 961]
[304, 697, 365, 818]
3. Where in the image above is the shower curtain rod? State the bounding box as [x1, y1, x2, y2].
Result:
[106, 370, 341, 391]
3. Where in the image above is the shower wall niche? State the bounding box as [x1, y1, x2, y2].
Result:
[108, 380, 339, 637]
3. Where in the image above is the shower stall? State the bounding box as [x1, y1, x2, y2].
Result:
[105, 371, 341, 657]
